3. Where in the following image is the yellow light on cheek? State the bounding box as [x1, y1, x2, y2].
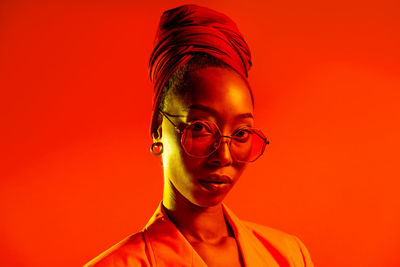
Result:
[161, 118, 185, 165]
[161, 126, 177, 157]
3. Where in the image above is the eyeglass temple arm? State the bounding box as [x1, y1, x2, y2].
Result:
[158, 109, 182, 133]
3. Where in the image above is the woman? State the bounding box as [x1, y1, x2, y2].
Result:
[85, 4, 313, 267]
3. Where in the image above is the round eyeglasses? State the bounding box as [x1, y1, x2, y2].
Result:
[159, 110, 269, 163]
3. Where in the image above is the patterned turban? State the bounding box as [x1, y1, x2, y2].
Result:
[148, 4, 252, 136]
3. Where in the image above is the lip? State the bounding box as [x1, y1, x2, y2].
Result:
[200, 174, 232, 183]
[198, 174, 232, 193]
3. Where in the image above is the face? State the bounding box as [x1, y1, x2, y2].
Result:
[158, 66, 254, 207]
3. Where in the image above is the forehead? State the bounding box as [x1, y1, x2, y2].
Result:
[169, 66, 253, 120]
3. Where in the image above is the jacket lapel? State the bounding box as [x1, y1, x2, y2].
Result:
[222, 203, 280, 267]
[143, 202, 207, 267]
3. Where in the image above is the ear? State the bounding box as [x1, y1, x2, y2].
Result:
[152, 114, 163, 141]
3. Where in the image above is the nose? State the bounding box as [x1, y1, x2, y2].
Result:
[208, 137, 233, 167]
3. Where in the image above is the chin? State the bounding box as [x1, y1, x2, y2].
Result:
[191, 192, 229, 208]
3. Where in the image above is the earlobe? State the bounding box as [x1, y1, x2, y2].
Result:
[151, 122, 163, 156]
[152, 118, 163, 141]
[152, 127, 162, 141]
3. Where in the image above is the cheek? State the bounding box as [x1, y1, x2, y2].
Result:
[232, 163, 248, 182]
[161, 129, 200, 179]
[181, 153, 204, 174]
[161, 122, 182, 157]
[162, 132, 182, 169]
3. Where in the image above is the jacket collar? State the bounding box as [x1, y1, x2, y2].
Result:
[222, 204, 280, 267]
[143, 201, 278, 267]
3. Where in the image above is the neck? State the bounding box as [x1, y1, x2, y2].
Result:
[162, 179, 232, 243]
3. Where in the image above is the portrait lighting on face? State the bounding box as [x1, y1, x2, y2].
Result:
[83, 4, 314, 267]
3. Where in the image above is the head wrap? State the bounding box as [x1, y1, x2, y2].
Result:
[148, 4, 252, 136]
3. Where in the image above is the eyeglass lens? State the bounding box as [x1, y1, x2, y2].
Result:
[181, 121, 266, 162]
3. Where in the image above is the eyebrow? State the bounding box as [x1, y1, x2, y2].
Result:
[185, 104, 253, 120]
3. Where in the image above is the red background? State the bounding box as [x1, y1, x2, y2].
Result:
[1, 0, 399, 266]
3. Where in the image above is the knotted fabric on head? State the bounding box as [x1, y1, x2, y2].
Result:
[148, 4, 252, 136]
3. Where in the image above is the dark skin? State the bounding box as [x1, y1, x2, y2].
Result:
[163, 184, 244, 267]
[153, 66, 254, 266]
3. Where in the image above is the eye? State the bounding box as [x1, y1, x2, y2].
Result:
[188, 121, 214, 137]
[233, 128, 252, 142]
[192, 122, 206, 132]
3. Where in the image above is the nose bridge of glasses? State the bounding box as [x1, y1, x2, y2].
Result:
[212, 135, 233, 155]
[220, 135, 234, 143]
[211, 135, 234, 163]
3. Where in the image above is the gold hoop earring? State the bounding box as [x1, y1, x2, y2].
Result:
[150, 142, 163, 156]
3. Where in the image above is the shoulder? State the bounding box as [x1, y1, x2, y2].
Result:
[83, 231, 151, 267]
[243, 221, 314, 266]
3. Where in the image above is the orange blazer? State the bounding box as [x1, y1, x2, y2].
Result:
[84, 202, 314, 267]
